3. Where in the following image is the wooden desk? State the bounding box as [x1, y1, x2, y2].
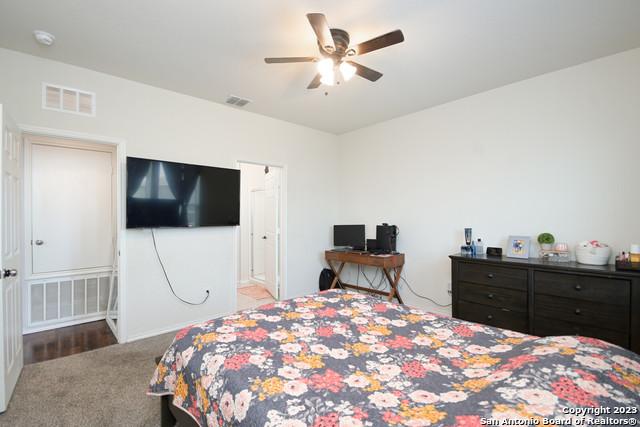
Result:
[325, 250, 405, 303]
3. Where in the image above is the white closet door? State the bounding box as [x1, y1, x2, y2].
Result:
[0, 105, 23, 412]
[263, 168, 280, 299]
[31, 144, 113, 274]
[251, 189, 265, 280]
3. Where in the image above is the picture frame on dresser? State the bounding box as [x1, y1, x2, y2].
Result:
[506, 235, 530, 259]
[450, 254, 640, 354]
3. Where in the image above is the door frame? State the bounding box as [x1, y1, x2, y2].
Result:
[236, 161, 286, 301]
[18, 125, 127, 343]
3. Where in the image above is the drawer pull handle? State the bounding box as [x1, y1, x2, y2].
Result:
[487, 293, 494, 299]
[575, 308, 581, 315]
[575, 285, 582, 291]
[487, 314, 493, 320]
[487, 273, 494, 279]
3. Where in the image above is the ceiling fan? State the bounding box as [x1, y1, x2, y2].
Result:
[264, 13, 405, 89]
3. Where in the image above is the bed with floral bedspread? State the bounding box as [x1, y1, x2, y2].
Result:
[148, 290, 640, 427]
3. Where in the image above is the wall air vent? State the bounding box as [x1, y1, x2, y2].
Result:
[225, 95, 251, 107]
[42, 83, 96, 117]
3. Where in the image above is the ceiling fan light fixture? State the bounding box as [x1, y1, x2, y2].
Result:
[339, 62, 356, 81]
[320, 70, 335, 86]
[317, 58, 334, 76]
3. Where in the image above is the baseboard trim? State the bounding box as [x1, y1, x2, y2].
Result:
[23, 314, 107, 335]
[427, 306, 453, 317]
[125, 310, 237, 343]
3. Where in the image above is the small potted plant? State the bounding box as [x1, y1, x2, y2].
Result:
[538, 233, 555, 250]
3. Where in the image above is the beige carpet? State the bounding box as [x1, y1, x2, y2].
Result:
[0, 331, 176, 427]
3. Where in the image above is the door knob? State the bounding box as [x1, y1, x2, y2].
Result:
[34, 240, 44, 246]
[262, 236, 267, 240]
[2, 269, 17, 278]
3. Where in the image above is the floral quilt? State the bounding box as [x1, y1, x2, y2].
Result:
[148, 290, 640, 426]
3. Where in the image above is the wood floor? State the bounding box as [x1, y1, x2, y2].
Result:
[23, 320, 117, 365]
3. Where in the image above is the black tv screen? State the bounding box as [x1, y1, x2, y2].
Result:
[126, 157, 240, 228]
[333, 225, 365, 249]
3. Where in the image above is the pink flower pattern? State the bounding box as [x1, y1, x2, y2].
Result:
[149, 290, 640, 426]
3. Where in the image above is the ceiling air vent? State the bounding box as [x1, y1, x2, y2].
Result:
[225, 95, 251, 107]
[42, 83, 95, 117]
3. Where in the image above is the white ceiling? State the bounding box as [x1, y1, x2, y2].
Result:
[1, 1, 640, 134]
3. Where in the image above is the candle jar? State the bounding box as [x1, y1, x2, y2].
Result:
[631, 244, 640, 263]
[554, 242, 569, 252]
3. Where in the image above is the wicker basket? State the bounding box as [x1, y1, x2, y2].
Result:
[575, 244, 611, 265]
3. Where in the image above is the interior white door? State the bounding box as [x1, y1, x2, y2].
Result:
[31, 144, 113, 274]
[0, 105, 23, 412]
[251, 189, 265, 280]
[263, 168, 280, 299]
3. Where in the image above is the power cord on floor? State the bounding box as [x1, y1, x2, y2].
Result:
[361, 266, 376, 287]
[362, 266, 386, 291]
[357, 265, 386, 295]
[150, 228, 210, 306]
[400, 275, 452, 308]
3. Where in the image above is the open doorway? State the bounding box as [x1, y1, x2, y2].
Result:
[21, 132, 120, 362]
[237, 162, 284, 311]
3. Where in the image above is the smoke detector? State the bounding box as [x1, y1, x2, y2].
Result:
[33, 30, 55, 46]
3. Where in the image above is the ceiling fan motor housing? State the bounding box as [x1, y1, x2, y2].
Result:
[320, 28, 353, 58]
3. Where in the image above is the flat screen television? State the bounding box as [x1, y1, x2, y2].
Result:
[126, 156, 240, 228]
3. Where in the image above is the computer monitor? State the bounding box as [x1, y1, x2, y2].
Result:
[333, 225, 365, 250]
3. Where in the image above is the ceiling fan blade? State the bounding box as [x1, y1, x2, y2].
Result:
[307, 13, 335, 53]
[347, 61, 383, 82]
[353, 29, 404, 56]
[307, 73, 322, 89]
[264, 57, 317, 64]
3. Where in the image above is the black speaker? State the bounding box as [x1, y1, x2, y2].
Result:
[487, 247, 502, 257]
[366, 239, 377, 252]
[376, 223, 398, 253]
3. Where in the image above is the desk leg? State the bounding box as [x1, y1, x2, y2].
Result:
[328, 261, 346, 290]
[384, 265, 404, 304]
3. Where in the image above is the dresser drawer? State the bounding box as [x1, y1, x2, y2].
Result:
[535, 295, 629, 331]
[458, 282, 527, 312]
[458, 262, 527, 291]
[535, 271, 630, 303]
[457, 300, 528, 333]
[534, 316, 629, 348]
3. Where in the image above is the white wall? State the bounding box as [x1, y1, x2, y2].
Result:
[337, 48, 640, 314]
[3, 45, 639, 335]
[239, 163, 266, 285]
[0, 48, 339, 341]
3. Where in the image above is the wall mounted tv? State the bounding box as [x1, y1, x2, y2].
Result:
[126, 156, 240, 228]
